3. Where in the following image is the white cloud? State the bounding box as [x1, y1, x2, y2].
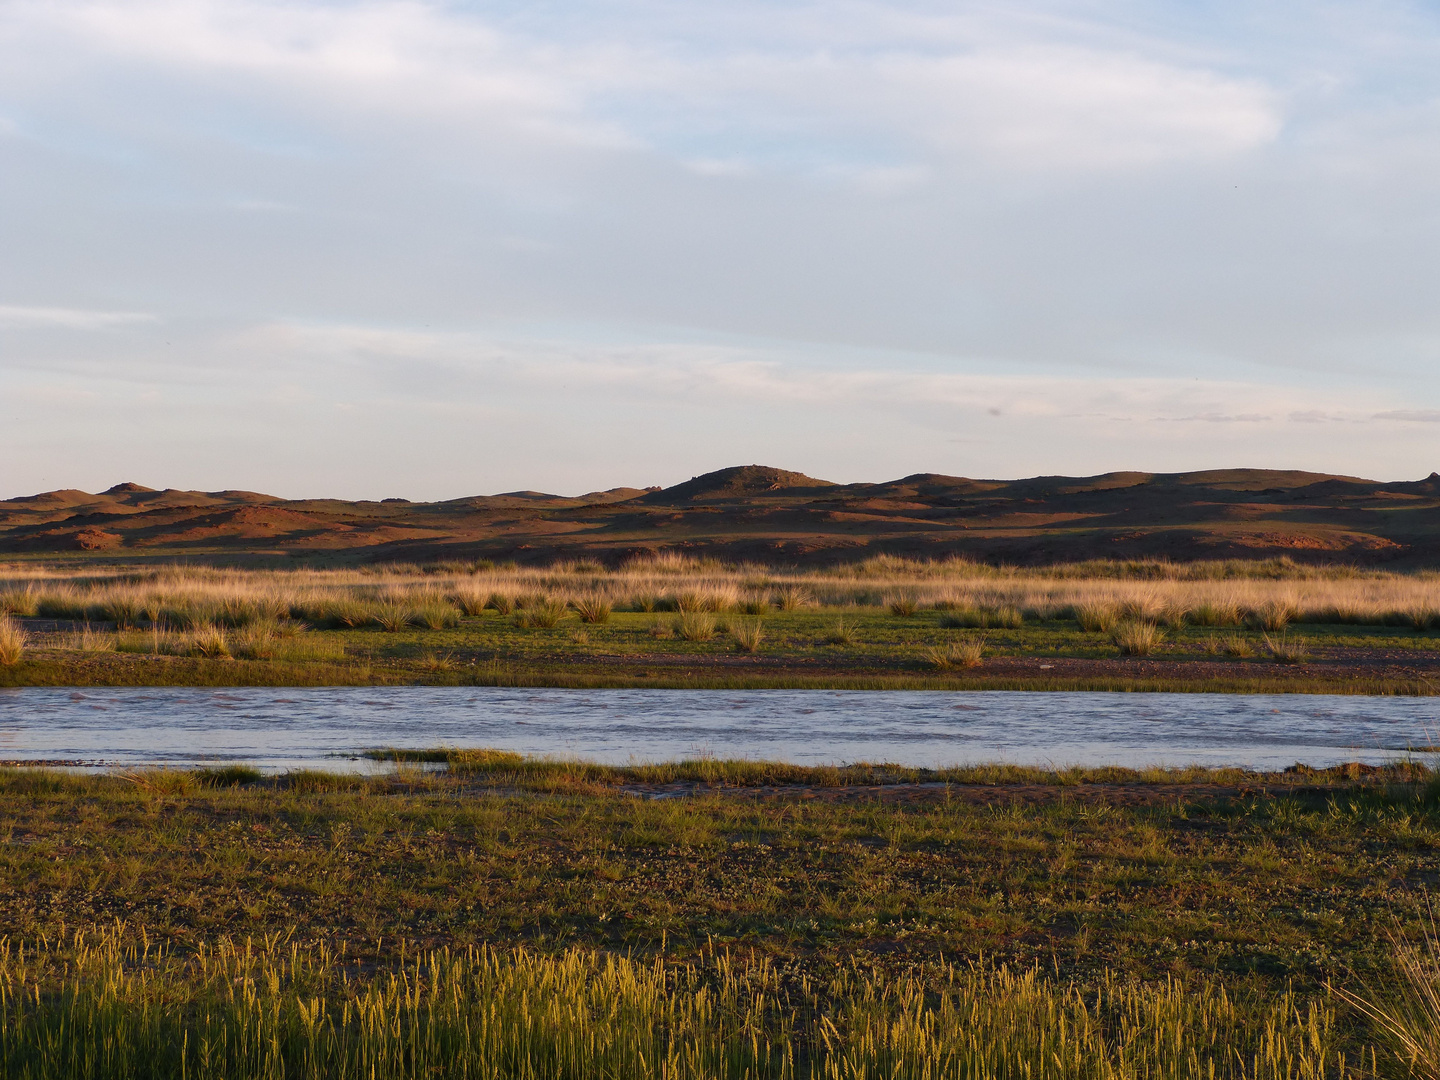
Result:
[0, 304, 157, 329]
[1, 0, 1284, 174]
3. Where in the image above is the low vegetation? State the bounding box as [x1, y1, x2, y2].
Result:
[0, 760, 1436, 1075]
[0, 557, 1435, 690]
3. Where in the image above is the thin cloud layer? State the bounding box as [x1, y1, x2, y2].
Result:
[1, 0, 1438, 496]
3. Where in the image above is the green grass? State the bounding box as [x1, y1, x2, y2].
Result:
[1, 608, 1437, 691]
[0, 763, 1436, 1073]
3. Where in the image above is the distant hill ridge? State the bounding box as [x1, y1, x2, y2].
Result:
[2, 465, 1438, 566]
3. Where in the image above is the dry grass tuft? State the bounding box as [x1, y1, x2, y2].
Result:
[926, 636, 986, 670]
[1112, 620, 1164, 656]
[182, 624, 231, 659]
[516, 599, 567, 629]
[1073, 604, 1117, 633]
[1221, 634, 1256, 658]
[1249, 599, 1299, 632]
[823, 619, 856, 645]
[675, 611, 716, 641]
[0, 615, 25, 666]
[409, 603, 460, 630]
[0, 588, 39, 617]
[730, 618, 764, 653]
[773, 584, 812, 611]
[1263, 631, 1311, 664]
[371, 605, 413, 632]
[452, 589, 489, 617]
[942, 606, 1023, 630]
[886, 592, 920, 617]
[573, 595, 613, 624]
[1336, 909, 1440, 1079]
[1190, 600, 1241, 627]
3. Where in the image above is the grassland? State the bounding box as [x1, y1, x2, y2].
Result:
[1, 557, 1437, 690]
[0, 759, 1436, 1075]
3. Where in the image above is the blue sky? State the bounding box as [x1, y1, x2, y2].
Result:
[2, 0, 1439, 498]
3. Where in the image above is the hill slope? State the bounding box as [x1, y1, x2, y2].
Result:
[3, 466, 1439, 566]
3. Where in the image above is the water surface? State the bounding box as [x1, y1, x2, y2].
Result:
[0, 687, 1435, 772]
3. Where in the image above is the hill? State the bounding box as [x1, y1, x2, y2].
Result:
[2, 466, 1439, 566]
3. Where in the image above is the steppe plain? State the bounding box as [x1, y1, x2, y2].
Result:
[2, 466, 1440, 1076]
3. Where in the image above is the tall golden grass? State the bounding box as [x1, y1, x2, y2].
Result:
[0, 615, 25, 666]
[0, 926, 1347, 1079]
[0, 557, 1436, 630]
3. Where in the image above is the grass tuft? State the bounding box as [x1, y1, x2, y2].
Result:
[194, 764, 265, 787]
[573, 595, 613, 624]
[1074, 603, 1117, 633]
[1112, 620, 1164, 656]
[0, 615, 26, 666]
[515, 598, 567, 629]
[1264, 631, 1311, 664]
[926, 636, 986, 669]
[886, 592, 920, 617]
[675, 611, 716, 641]
[730, 618, 764, 653]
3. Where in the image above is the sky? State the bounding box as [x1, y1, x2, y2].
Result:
[2, 0, 1440, 499]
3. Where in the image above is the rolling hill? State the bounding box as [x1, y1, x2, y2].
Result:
[3, 465, 1440, 566]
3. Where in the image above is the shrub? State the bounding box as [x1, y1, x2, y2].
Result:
[573, 595, 612, 624]
[1112, 621, 1164, 656]
[0, 615, 25, 666]
[731, 619, 764, 653]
